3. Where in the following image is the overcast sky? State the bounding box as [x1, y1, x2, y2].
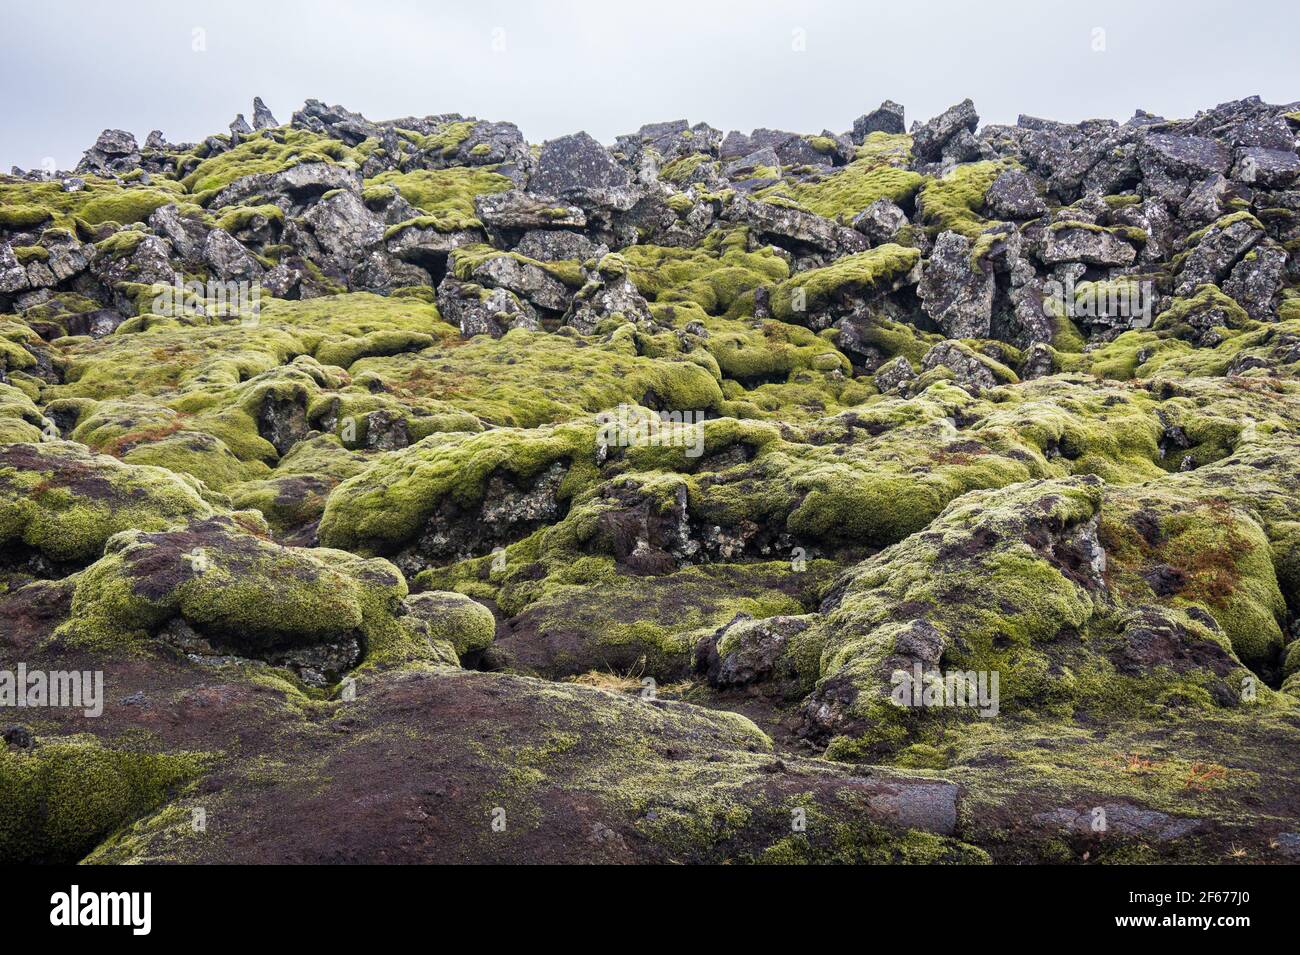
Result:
[3, 0, 1297, 171]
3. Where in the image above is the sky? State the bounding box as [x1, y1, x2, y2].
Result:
[2, 0, 1298, 172]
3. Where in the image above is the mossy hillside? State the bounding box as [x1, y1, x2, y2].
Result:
[0, 382, 50, 443]
[226, 433, 369, 536]
[6, 291, 102, 338]
[406, 375, 1183, 593]
[397, 120, 477, 158]
[403, 590, 497, 657]
[936, 711, 1298, 863]
[368, 166, 513, 233]
[806, 476, 1279, 762]
[971, 376, 1167, 484]
[0, 318, 47, 376]
[1043, 293, 1300, 383]
[64, 360, 347, 488]
[477, 559, 830, 680]
[255, 292, 460, 367]
[42, 295, 466, 484]
[411, 669, 967, 864]
[0, 440, 216, 566]
[771, 379, 1166, 548]
[0, 736, 209, 864]
[1069, 311, 1300, 383]
[213, 202, 286, 234]
[769, 244, 921, 323]
[448, 242, 586, 289]
[48, 321, 304, 401]
[555, 376, 1182, 556]
[717, 369, 875, 422]
[655, 300, 851, 386]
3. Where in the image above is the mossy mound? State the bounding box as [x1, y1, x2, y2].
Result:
[54, 514, 452, 670]
[802, 475, 1280, 762]
[367, 166, 512, 232]
[0, 737, 208, 864]
[0, 440, 216, 569]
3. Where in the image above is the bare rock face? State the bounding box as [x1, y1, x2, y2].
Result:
[852, 198, 909, 243]
[528, 131, 633, 211]
[851, 100, 906, 142]
[984, 168, 1047, 219]
[76, 129, 141, 176]
[911, 99, 979, 163]
[252, 96, 279, 130]
[1041, 224, 1139, 267]
[917, 231, 994, 338]
[1174, 213, 1264, 295]
[436, 276, 540, 339]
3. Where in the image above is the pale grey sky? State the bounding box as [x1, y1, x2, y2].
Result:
[2, 0, 1297, 171]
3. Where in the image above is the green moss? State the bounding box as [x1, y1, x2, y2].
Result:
[319, 421, 600, 555]
[77, 189, 176, 226]
[347, 325, 723, 429]
[1182, 210, 1264, 247]
[1102, 489, 1287, 669]
[0, 441, 217, 566]
[1, 177, 187, 232]
[179, 129, 356, 196]
[770, 244, 920, 322]
[621, 230, 789, 315]
[369, 166, 511, 233]
[0, 737, 208, 864]
[915, 161, 1005, 238]
[54, 514, 443, 668]
[404, 590, 497, 657]
[402, 120, 476, 157]
[659, 153, 709, 185]
[0, 202, 52, 230]
[11, 244, 49, 263]
[214, 203, 285, 232]
[94, 229, 147, 257]
[450, 242, 586, 289]
[764, 138, 930, 222]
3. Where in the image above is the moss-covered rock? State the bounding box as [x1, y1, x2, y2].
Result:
[0, 737, 208, 864]
[0, 441, 216, 571]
